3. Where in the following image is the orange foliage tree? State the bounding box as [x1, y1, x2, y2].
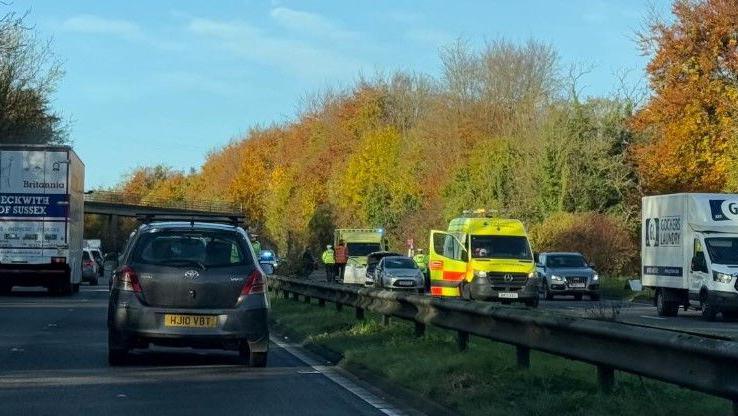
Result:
[631, 0, 738, 193]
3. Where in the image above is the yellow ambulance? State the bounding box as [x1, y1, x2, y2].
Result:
[428, 210, 539, 307]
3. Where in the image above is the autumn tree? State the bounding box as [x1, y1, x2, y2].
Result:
[631, 0, 738, 193]
[0, 9, 66, 144]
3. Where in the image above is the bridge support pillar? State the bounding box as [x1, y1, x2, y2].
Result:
[107, 214, 119, 255]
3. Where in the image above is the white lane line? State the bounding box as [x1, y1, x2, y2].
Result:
[271, 336, 408, 416]
[640, 315, 667, 320]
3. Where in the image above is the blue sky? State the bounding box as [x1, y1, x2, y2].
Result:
[8, 0, 670, 189]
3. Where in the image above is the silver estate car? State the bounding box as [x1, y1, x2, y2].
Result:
[107, 221, 270, 366]
[374, 256, 425, 292]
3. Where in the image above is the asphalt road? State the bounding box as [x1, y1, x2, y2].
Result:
[539, 296, 738, 339]
[0, 284, 407, 416]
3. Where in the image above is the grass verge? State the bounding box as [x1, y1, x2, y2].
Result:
[270, 292, 731, 416]
[600, 276, 653, 302]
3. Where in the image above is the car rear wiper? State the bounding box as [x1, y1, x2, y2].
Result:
[159, 259, 207, 270]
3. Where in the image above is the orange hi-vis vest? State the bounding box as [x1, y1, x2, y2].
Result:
[334, 245, 348, 264]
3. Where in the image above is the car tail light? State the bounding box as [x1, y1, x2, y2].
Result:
[115, 266, 142, 293]
[51, 257, 66, 264]
[83, 260, 94, 267]
[240, 269, 266, 296]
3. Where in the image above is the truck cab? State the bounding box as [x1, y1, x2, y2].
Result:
[642, 193, 738, 320]
[428, 210, 538, 307]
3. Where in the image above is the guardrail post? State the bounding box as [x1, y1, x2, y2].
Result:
[516, 346, 530, 369]
[304, 296, 311, 304]
[597, 365, 615, 393]
[291, 292, 300, 301]
[383, 315, 391, 326]
[318, 299, 325, 307]
[355, 307, 365, 320]
[457, 331, 469, 351]
[414, 322, 425, 338]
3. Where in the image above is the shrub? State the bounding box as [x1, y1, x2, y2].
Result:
[530, 212, 638, 276]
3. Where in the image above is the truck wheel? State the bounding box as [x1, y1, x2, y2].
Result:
[90, 277, 99, 286]
[656, 290, 679, 317]
[700, 292, 718, 322]
[73, 284, 80, 293]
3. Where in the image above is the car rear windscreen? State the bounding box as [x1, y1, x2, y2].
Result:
[384, 258, 417, 269]
[132, 230, 251, 268]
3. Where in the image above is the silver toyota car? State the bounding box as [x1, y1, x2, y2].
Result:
[107, 220, 270, 366]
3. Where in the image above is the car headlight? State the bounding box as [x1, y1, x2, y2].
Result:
[713, 271, 733, 283]
[528, 272, 536, 278]
[592, 274, 599, 281]
[474, 270, 487, 278]
[551, 275, 564, 282]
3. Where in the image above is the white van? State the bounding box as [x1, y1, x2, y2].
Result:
[642, 193, 738, 320]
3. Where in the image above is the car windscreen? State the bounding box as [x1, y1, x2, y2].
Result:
[470, 235, 532, 260]
[705, 238, 738, 265]
[83, 251, 91, 261]
[346, 242, 382, 257]
[384, 258, 417, 269]
[91, 250, 103, 262]
[132, 230, 251, 268]
[545, 255, 587, 268]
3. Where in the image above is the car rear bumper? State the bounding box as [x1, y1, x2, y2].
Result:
[108, 294, 269, 351]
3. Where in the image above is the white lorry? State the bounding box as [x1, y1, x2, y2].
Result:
[0, 145, 85, 295]
[642, 193, 738, 320]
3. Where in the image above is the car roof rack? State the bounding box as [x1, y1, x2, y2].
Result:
[135, 213, 246, 227]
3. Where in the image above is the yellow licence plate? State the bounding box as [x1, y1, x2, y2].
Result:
[164, 314, 218, 328]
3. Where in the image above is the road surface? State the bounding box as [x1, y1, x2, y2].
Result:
[0, 285, 410, 416]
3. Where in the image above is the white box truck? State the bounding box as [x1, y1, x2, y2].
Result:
[0, 145, 85, 295]
[642, 193, 738, 320]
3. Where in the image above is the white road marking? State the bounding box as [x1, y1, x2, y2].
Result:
[640, 315, 666, 320]
[272, 336, 408, 416]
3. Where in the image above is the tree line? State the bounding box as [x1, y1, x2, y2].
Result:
[107, 0, 738, 276]
[0, 9, 66, 145]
